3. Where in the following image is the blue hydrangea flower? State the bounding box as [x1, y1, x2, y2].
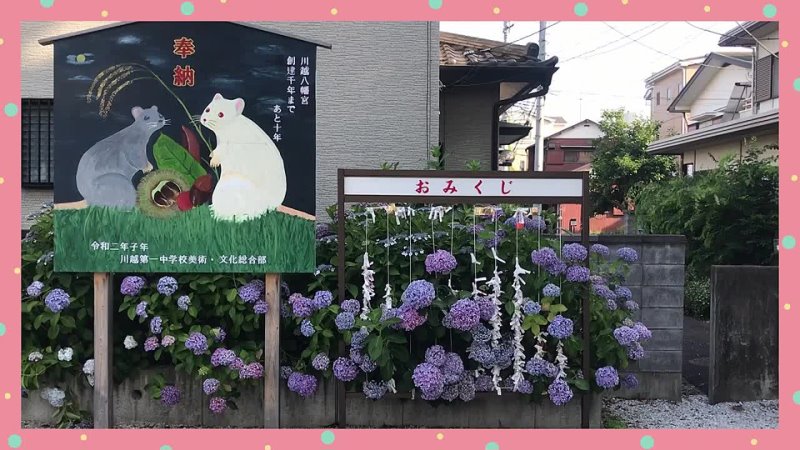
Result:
[177, 295, 191, 311]
[621, 373, 639, 389]
[300, 319, 315, 337]
[442, 353, 464, 384]
[44, 288, 70, 313]
[238, 280, 264, 303]
[350, 327, 369, 349]
[157, 276, 178, 296]
[445, 299, 481, 331]
[440, 384, 459, 402]
[595, 366, 619, 389]
[312, 353, 330, 371]
[359, 356, 377, 373]
[312, 291, 333, 309]
[522, 300, 542, 315]
[120, 276, 146, 296]
[475, 374, 494, 392]
[425, 249, 458, 275]
[424, 345, 446, 366]
[341, 299, 361, 314]
[492, 340, 515, 369]
[335, 311, 356, 330]
[565, 265, 590, 282]
[514, 378, 534, 394]
[617, 247, 639, 263]
[562, 243, 588, 262]
[287, 372, 318, 397]
[475, 296, 496, 321]
[363, 380, 388, 400]
[526, 356, 558, 378]
[160, 385, 181, 406]
[623, 300, 639, 311]
[627, 342, 645, 360]
[253, 300, 268, 315]
[291, 297, 315, 318]
[633, 322, 652, 340]
[547, 315, 574, 339]
[280, 366, 294, 379]
[458, 373, 477, 401]
[615, 286, 633, 300]
[135, 301, 148, 318]
[470, 324, 492, 343]
[467, 342, 495, 367]
[26, 281, 45, 298]
[531, 247, 566, 276]
[548, 379, 573, 406]
[593, 284, 617, 301]
[401, 280, 436, 310]
[613, 326, 639, 346]
[542, 283, 561, 297]
[332, 357, 359, 381]
[150, 316, 162, 334]
[185, 332, 208, 355]
[203, 378, 220, 395]
[590, 244, 610, 256]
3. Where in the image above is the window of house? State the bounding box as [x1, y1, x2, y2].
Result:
[771, 53, 779, 99]
[755, 54, 779, 103]
[666, 88, 671, 100]
[21, 99, 55, 187]
[563, 149, 592, 163]
[682, 163, 695, 177]
[656, 91, 661, 106]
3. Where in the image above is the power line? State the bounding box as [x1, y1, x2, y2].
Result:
[735, 21, 779, 59]
[483, 21, 561, 52]
[559, 22, 665, 64]
[685, 21, 779, 41]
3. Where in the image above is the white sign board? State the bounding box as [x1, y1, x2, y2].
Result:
[344, 176, 583, 198]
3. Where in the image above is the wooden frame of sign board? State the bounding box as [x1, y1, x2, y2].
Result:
[336, 169, 592, 428]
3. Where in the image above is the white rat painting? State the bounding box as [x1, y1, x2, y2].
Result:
[200, 93, 288, 221]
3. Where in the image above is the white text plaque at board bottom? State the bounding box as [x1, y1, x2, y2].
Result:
[343, 176, 583, 198]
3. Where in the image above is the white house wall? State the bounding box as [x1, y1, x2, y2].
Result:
[20, 21, 440, 228]
[552, 122, 604, 140]
[687, 65, 750, 121]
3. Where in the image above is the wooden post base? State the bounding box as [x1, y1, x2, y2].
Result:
[264, 273, 281, 428]
[93, 273, 114, 428]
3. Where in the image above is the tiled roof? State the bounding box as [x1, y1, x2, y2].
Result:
[440, 31, 542, 66]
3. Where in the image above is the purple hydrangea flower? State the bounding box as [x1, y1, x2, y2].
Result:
[401, 280, 436, 310]
[522, 299, 541, 315]
[312, 353, 330, 371]
[177, 295, 191, 311]
[160, 385, 181, 407]
[240, 362, 264, 379]
[161, 335, 175, 347]
[562, 243, 588, 262]
[624, 300, 640, 311]
[150, 316, 162, 334]
[363, 380, 388, 400]
[359, 356, 377, 373]
[524, 216, 547, 232]
[287, 372, 318, 397]
[26, 281, 45, 298]
[613, 326, 639, 346]
[300, 319, 315, 337]
[425, 249, 458, 275]
[458, 374, 477, 401]
[621, 373, 639, 389]
[483, 234, 503, 249]
[349, 347, 364, 365]
[590, 244, 610, 256]
[315, 222, 333, 239]
[335, 312, 356, 330]
[589, 275, 605, 285]
[467, 342, 495, 367]
[593, 284, 617, 301]
[547, 315, 574, 339]
[475, 296, 497, 321]
[230, 357, 244, 371]
[466, 223, 485, 235]
[157, 276, 178, 296]
[526, 356, 558, 378]
[144, 336, 159, 352]
[542, 283, 561, 298]
[615, 286, 633, 300]
[238, 280, 265, 303]
[617, 247, 639, 263]
[412, 362, 445, 395]
[332, 357, 359, 382]
[280, 366, 294, 379]
[442, 353, 464, 384]
[393, 305, 427, 331]
[595, 366, 619, 389]
[185, 332, 208, 355]
[514, 378, 534, 394]
[203, 378, 220, 395]
[606, 298, 619, 311]
[441, 384, 459, 402]
[135, 301, 148, 318]
[341, 299, 361, 314]
[446, 299, 481, 331]
[211, 348, 236, 367]
[420, 385, 444, 401]
[470, 324, 491, 343]
[548, 379, 573, 406]
[425, 345, 446, 366]
[209, 396, 226, 414]
[492, 341, 515, 369]
[253, 300, 269, 315]
[475, 374, 494, 392]
[350, 328, 369, 349]
[627, 342, 645, 360]
[119, 276, 145, 296]
[565, 266, 590, 283]
[291, 297, 314, 318]
[633, 322, 652, 341]
[44, 289, 70, 313]
[313, 291, 333, 309]
[531, 247, 566, 275]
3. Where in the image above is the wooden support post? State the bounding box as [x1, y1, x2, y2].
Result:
[93, 273, 114, 428]
[264, 273, 281, 428]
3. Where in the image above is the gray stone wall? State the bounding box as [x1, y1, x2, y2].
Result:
[709, 265, 778, 404]
[20, 21, 440, 228]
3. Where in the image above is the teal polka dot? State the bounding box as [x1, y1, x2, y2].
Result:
[0, 323, 6, 337]
[794, 77, 800, 91]
[763, 4, 777, 18]
[485, 443, 499, 450]
[7, 434, 21, 449]
[159, 446, 172, 450]
[782, 235, 796, 249]
[320, 430, 335, 445]
[574, 2, 589, 17]
[39, 0, 54, 8]
[180, 1, 195, 15]
[4, 103, 18, 117]
[429, 0, 443, 10]
[793, 390, 800, 404]
[640, 435, 655, 450]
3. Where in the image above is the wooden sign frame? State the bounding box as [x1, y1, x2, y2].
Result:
[336, 169, 592, 428]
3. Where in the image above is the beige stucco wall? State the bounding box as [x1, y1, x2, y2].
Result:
[650, 68, 688, 138]
[681, 132, 778, 172]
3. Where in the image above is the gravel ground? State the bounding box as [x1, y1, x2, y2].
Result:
[605, 383, 778, 429]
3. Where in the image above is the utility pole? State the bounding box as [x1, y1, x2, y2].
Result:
[533, 21, 547, 172]
[502, 21, 514, 43]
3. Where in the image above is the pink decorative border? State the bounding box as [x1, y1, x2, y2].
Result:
[0, 0, 794, 449]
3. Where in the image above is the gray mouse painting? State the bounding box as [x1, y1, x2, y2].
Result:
[75, 106, 167, 208]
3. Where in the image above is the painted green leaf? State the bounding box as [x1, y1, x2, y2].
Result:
[152, 133, 206, 183]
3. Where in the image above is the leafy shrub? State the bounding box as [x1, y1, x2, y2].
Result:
[684, 271, 711, 320]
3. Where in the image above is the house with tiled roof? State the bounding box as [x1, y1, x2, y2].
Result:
[438, 31, 559, 170]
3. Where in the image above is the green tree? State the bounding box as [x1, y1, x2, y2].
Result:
[589, 109, 676, 217]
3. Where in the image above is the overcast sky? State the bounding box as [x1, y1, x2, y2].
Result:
[440, 21, 743, 125]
